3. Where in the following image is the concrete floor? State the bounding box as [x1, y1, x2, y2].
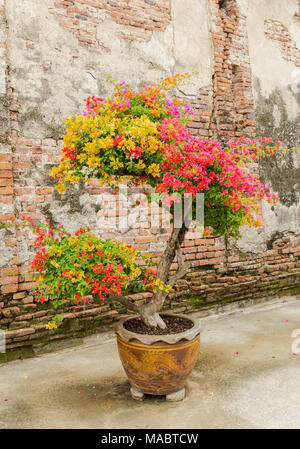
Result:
[0, 297, 299, 429]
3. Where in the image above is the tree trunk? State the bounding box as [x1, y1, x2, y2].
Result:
[138, 223, 188, 329]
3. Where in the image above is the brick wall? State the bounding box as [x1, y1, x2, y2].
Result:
[0, 0, 299, 362]
[264, 19, 300, 67]
[0, 0, 18, 301]
[50, 0, 171, 46]
[209, 0, 256, 140]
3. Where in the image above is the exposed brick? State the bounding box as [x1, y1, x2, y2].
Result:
[264, 19, 300, 67]
[0, 178, 13, 186]
[0, 162, 12, 170]
[1, 267, 18, 276]
[5, 328, 35, 339]
[0, 276, 19, 285]
[1, 284, 18, 294]
[0, 187, 13, 195]
[0, 171, 13, 178]
[0, 154, 12, 162]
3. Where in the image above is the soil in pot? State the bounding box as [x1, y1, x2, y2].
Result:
[123, 314, 194, 335]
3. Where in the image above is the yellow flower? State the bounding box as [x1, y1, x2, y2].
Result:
[154, 278, 170, 292]
[56, 182, 67, 194]
[36, 276, 45, 284]
[84, 242, 95, 252]
[129, 267, 142, 280]
[136, 159, 146, 170]
[148, 163, 161, 177]
[65, 173, 80, 184]
[77, 153, 87, 163]
[146, 135, 160, 154]
[46, 322, 57, 330]
[50, 166, 61, 178]
[109, 156, 124, 171]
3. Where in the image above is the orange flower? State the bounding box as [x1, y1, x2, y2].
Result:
[254, 219, 263, 227]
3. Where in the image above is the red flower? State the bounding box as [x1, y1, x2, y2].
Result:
[113, 134, 123, 147]
[129, 146, 142, 159]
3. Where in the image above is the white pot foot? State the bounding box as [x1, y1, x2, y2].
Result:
[166, 387, 186, 402]
[130, 387, 145, 401]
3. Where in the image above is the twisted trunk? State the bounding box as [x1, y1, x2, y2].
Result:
[137, 224, 188, 328]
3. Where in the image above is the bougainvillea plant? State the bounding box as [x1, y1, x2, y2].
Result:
[5, 74, 293, 330]
[22, 219, 170, 329]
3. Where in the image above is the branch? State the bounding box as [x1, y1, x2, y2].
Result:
[93, 293, 141, 314]
[169, 240, 188, 286]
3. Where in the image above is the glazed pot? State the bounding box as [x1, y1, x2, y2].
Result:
[115, 313, 202, 401]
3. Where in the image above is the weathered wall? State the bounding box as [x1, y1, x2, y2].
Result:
[0, 0, 299, 361]
[6, 0, 214, 139]
[234, 0, 300, 253]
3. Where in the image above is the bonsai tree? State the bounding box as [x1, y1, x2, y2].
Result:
[11, 75, 293, 330]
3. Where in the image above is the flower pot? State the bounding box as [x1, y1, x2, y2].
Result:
[115, 313, 202, 401]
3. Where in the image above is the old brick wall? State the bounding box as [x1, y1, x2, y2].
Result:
[0, 0, 299, 361]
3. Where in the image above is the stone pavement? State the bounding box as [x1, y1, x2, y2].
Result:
[0, 296, 299, 429]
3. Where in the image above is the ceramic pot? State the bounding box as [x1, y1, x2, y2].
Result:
[115, 313, 202, 401]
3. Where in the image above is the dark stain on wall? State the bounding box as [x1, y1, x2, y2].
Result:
[254, 78, 300, 207]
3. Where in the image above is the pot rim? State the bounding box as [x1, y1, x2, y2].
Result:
[115, 312, 202, 345]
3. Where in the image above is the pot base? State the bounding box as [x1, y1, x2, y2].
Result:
[130, 386, 186, 402]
